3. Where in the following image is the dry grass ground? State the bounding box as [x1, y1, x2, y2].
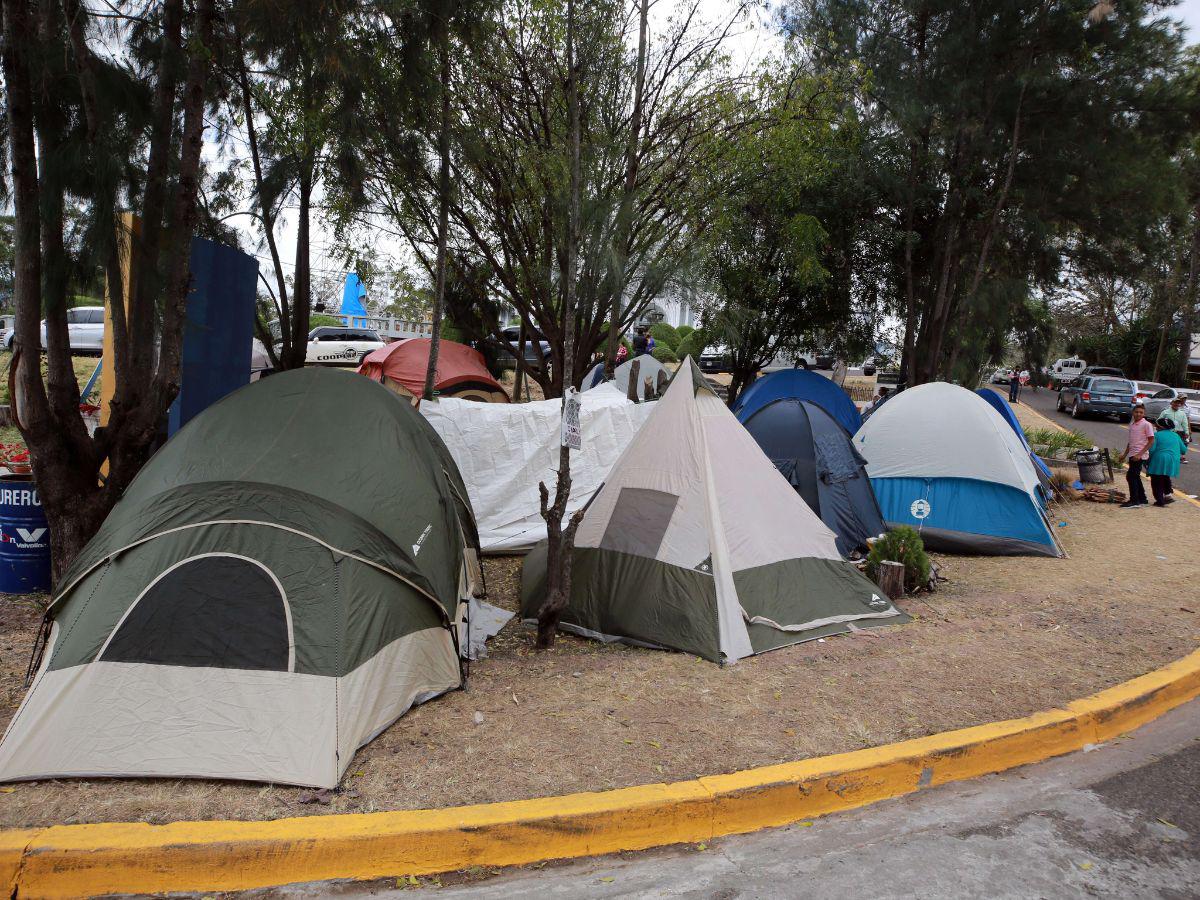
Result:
[1, 492, 1197, 828]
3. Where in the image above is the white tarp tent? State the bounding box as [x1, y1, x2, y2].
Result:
[422, 384, 655, 552]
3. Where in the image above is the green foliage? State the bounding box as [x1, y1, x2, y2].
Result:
[696, 70, 871, 399]
[676, 324, 694, 340]
[676, 331, 708, 361]
[649, 323, 680, 351]
[1023, 427, 1092, 454]
[651, 345, 678, 364]
[790, 0, 1191, 385]
[866, 527, 931, 594]
[310, 314, 344, 328]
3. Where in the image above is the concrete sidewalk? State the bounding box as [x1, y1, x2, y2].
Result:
[276, 698, 1200, 899]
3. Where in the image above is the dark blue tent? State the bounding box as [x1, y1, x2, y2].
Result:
[740, 398, 885, 555]
[733, 369, 862, 435]
[975, 389, 1055, 485]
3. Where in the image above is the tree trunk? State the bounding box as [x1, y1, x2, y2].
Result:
[1175, 199, 1200, 385]
[603, 0, 649, 377]
[424, 42, 452, 401]
[514, 321, 527, 402]
[235, 21, 289, 369]
[283, 165, 314, 370]
[537, 0, 584, 648]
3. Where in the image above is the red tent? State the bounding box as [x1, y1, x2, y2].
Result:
[357, 339, 509, 404]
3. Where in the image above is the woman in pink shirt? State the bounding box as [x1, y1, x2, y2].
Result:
[1120, 404, 1156, 508]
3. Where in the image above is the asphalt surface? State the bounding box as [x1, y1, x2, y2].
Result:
[1004, 384, 1200, 498]
[272, 699, 1200, 899]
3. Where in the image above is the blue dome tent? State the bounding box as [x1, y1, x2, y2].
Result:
[975, 388, 1055, 485]
[855, 383, 1063, 557]
[739, 397, 885, 555]
[732, 369, 862, 435]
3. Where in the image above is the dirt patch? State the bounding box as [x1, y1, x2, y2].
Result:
[1, 492, 1198, 827]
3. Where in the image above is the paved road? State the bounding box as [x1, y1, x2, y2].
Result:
[1006, 384, 1200, 498]
[274, 699, 1200, 899]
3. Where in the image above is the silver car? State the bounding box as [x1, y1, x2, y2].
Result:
[1142, 387, 1200, 430]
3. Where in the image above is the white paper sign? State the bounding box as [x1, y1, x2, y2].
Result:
[560, 387, 582, 450]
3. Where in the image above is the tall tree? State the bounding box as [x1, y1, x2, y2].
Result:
[228, 0, 383, 370]
[364, 0, 742, 398]
[535, 0, 584, 648]
[1, 0, 219, 577]
[788, 0, 1190, 385]
[697, 72, 875, 406]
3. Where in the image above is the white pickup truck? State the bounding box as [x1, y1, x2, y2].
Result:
[1049, 356, 1086, 388]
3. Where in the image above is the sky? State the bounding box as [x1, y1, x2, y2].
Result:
[1178, 0, 1200, 38]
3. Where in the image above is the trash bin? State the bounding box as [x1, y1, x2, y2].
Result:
[1076, 449, 1106, 485]
[0, 475, 51, 594]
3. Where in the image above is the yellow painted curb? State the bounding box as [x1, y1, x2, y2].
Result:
[4, 648, 1200, 899]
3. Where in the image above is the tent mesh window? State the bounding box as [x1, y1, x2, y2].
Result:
[101, 556, 290, 671]
[599, 488, 679, 557]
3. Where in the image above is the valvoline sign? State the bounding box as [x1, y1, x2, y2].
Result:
[0, 479, 51, 593]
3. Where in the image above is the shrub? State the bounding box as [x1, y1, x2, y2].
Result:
[866, 526, 931, 594]
[651, 345, 679, 364]
[648, 323, 680, 352]
[676, 324, 695, 340]
[1023, 426, 1092, 454]
[676, 331, 708, 362]
[310, 314, 344, 327]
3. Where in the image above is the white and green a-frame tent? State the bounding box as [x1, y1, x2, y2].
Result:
[522, 361, 907, 662]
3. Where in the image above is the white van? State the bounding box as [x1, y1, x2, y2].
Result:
[1050, 356, 1086, 387]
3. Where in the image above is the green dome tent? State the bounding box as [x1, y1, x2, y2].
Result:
[0, 368, 479, 789]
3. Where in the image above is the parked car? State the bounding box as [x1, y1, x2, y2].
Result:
[1049, 356, 1086, 387]
[293, 326, 385, 366]
[990, 368, 1012, 385]
[31, 306, 106, 354]
[699, 345, 731, 373]
[492, 325, 552, 369]
[1056, 375, 1135, 421]
[1142, 387, 1200, 430]
[0, 315, 15, 350]
[1073, 365, 1126, 382]
[762, 349, 836, 372]
[1130, 380, 1169, 404]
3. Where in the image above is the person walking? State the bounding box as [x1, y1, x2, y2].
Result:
[1165, 396, 1191, 464]
[1119, 403, 1155, 508]
[1147, 416, 1186, 506]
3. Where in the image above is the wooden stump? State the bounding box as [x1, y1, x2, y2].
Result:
[656, 369, 670, 395]
[875, 560, 905, 598]
[626, 359, 641, 403]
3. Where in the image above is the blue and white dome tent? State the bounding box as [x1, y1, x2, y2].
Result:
[975, 388, 1056, 488]
[855, 382, 1064, 557]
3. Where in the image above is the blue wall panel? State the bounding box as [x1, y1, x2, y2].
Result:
[168, 238, 259, 435]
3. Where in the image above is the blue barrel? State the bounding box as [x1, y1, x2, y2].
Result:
[0, 476, 51, 594]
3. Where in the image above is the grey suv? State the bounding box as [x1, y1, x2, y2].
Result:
[1056, 375, 1135, 422]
